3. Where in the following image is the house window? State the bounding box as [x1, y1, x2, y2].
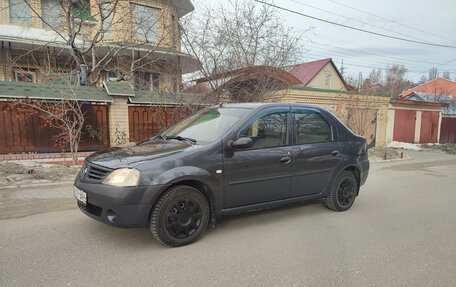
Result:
[15, 71, 36, 83]
[171, 15, 176, 47]
[134, 72, 160, 91]
[9, 0, 32, 25]
[41, 0, 62, 29]
[72, 0, 93, 21]
[325, 74, 331, 88]
[101, 2, 114, 35]
[107, 71, 119, 82]
[132, 4, 159, 41]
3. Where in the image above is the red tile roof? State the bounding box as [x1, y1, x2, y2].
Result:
[390, 98, 449, 107]
[288, 58, 351, 90]
[400, 78, 456, 99]
[289, 58, 331, 86]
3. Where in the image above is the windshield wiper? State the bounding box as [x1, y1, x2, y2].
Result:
[164, 135, 197, 144]
[154, 134, 167, 141]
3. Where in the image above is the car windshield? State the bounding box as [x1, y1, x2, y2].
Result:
[161, 107, 251, 144]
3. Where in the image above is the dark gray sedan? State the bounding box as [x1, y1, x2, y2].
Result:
[74, 103, 369, 246]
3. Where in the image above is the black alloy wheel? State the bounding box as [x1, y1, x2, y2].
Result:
[324, 170, 358, 211]
[165, 199, 202, 238]
[150, 185, 210, 247]
[336, 178, 355, 207]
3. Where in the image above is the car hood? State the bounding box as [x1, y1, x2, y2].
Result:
[86, 140, 195, 169]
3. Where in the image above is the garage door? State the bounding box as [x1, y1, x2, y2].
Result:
[393, 110, 416, 143]
[420, 111, 439, 143]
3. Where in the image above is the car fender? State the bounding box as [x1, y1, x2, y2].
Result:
[146, 166, 223, 211]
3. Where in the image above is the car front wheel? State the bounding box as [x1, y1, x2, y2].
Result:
[150, 185, 210, 247]
[324, 170, 358, 211]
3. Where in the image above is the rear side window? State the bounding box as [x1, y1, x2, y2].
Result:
[239, 111, 288, 149]
[294, 110, 332, 144]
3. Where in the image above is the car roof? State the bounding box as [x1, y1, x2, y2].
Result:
[217, 102, 326, 111]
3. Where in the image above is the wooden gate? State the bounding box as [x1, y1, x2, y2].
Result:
[0, 102, 109, 154]
[346, 108, 377, 148]
[440, 117, 456, 144]
[419, 111, 439, 143]
[128, 105, 192, 143]
[393, 110, 416, 143]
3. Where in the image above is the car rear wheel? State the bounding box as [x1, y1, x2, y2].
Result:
[324, 170, 357, 211]
[150, 185, 210, 247]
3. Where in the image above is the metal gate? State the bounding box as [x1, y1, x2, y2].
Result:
[0, 102, 109, 154]
[440, 117, 456, 144]
[128, 106, 192, 143]
[393, 110, 416, 143]
[419, 111, 439, 143]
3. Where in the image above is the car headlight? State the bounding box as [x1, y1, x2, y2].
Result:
[102, 168, 140, 187]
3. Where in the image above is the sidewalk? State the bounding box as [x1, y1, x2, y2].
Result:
[0, 151, 93, 161]
[0, 183, 75, 219]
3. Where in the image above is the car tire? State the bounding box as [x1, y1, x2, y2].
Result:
[324, 170, 358, 212]
[150, 185, 210, 247]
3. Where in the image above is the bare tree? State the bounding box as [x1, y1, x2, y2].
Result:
[385, 64, 411, 97]
[442, 71, 451, 80]
[13, 0, 178, 87]
[428, 67, 438, 81]
[334, 92, 382, 147]
[12, 80, 85, 164]
[181, 0, 310, 101]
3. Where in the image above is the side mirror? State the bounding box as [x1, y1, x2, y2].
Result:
[229, 137, 254, 149]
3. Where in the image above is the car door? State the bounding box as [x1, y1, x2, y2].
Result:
[223, 107, 293, 209]
[289, 108, 342, 197]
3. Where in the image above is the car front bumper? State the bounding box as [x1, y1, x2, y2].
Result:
[74, 176, 168, 228]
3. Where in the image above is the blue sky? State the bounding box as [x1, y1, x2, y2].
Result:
[191, 0, 456, 82]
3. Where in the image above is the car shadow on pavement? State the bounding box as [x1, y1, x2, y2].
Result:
[78, 200, 328, 248]
[208, 200, 326, 231]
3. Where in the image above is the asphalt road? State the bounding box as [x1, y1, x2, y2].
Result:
[1, 151, 456, 286]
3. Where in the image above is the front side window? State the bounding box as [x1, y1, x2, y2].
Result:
[294, 110, 332, 145]
[163, 107, 251, 144]
[132, 4, 159, 41]
[9, 0, 32, 25]
[239, 111, 288, 149]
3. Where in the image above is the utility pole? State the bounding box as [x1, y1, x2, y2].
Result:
[358, 72, 362, 92]
[340, 60, 345, 77]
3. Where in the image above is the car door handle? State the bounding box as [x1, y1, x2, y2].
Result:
[280, 156, 292, 164]
[332, 150, 340, 156]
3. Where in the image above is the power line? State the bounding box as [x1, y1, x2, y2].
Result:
[305, 50, 455, 74]
[252, 0, 456, 49]
[307, 41, 442, 69]
[329, 0, 456, 43]
[284, 0, 430, 43]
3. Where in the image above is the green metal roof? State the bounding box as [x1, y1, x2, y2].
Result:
[130, 90, 211, 105]
[0, 81, 212, 106]
[0, 81, 113, 102]
[103, 81, 135, 97]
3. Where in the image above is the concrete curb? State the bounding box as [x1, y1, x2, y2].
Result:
[370, 157, 414, 163]
[0, 181, 74, 190]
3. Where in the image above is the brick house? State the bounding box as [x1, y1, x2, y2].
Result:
[0, 0, 202, 154]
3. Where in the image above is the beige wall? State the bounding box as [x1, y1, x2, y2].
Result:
[270, 87, 390, 146]
[306, 63, 348, 91]
[108, 97, 130, 146]
[0, 0, 180, 51]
